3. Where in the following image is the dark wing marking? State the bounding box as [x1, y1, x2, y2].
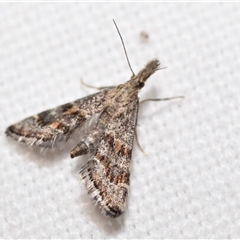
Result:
[5, 88, 113, 147]
[79, 97, 139, 217]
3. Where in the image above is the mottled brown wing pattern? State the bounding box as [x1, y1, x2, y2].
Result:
[79, 98, 139, 217]
[5, 89, 113, 147]
[5, 55, 164, 218]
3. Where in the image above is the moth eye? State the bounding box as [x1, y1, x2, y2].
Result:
[138, 82, 145, 88]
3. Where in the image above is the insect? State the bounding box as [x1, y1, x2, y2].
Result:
[5, 20, 183, 218]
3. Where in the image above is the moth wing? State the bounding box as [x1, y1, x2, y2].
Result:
[80, 98, 139, 217]
[5, 88, 113, 148]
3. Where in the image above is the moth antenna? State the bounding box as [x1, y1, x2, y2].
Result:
[112, 19, 135, 76]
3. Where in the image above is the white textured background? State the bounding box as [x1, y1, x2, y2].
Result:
[1, 3, 240, 239]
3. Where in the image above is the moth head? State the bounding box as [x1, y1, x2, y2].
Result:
[131, 59, 160, 89]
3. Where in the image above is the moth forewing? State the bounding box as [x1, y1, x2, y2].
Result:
[5, 20, 181, 218]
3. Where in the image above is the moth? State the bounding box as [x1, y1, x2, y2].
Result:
[5, 20, 182, 218]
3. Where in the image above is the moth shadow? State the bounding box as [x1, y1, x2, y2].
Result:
[77, 190, 125, 234]
[72, 154, 89, 175]
[5, 136, 76, 168]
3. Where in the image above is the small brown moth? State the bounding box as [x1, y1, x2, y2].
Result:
[6, 20, 182, 217]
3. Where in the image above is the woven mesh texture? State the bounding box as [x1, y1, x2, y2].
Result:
[1, 3, 240, 238]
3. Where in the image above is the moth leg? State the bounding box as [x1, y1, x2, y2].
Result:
[81, 78, 114, 91]
[140, 96, 184, 104]
[136, 96, 184, 155]
[134, 128, 147, 156]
